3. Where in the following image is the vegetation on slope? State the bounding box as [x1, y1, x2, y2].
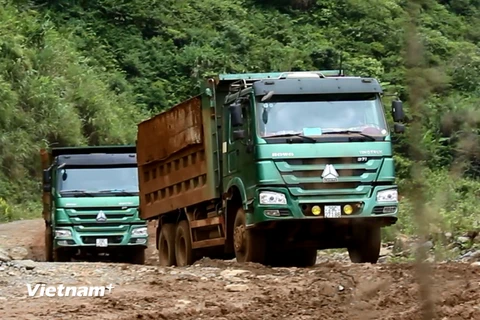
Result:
[1, 0, 479, 242]
[0, 0, 149, 219]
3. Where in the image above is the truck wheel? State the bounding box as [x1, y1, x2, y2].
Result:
[158, 223, 176, 266]
[129, 249, 146, 265]
[233, 207, 266, 264]
[45, 225, 54, 262]
[53, 249, 71, 262]
[175, 220, 194, 267]
[347, 225, 381, 263]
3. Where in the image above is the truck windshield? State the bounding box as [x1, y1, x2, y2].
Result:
[57, 167, 139, 195]
[256, 93, 388, 138]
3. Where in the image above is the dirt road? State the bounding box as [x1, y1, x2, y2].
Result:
[1, 219, 479, 319]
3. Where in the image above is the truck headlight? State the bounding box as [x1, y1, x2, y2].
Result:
[55, 230, 72, 238]
[132, 227, 148, 236]
[259, 191, 287, 205]
[376, 189, 398, 202]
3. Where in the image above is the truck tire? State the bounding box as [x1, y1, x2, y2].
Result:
[175, 220, 194, 267]
[233, 207, 266, 264]
[347, 225, 381, 264]
[158, 223, 176, 266]
[45, 226, 54, 262]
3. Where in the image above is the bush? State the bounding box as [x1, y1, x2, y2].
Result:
[0, 197, 12, 222]
[384, 169, 480, 240]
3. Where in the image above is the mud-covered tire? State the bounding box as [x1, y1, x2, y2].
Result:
[233, 207, 266, 264]
[158, 223, 176, 266]
[175, 220, 194, 267]
[45, 225, 54, 262]
[347, 225, 381, 264]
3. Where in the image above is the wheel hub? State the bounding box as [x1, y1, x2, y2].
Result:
[233, 225, 246, 252]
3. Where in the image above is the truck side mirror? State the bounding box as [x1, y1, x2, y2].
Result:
[42, 169, 51, 192]
[391, 100, 405, 122]
[232, 129, 245, 140]
[229, 102, 243, 127]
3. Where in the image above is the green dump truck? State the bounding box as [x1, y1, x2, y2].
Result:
[41, 145, 148, 264]
[137, 70, 405, 267]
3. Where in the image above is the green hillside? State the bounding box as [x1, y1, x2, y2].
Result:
[1, 0, 479, 241]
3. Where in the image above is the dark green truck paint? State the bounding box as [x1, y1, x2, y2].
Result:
[41, 145, 148, 264]
[137, 70, 405, 267]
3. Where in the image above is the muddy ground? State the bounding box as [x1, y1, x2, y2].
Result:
[0, 219, 479, 320]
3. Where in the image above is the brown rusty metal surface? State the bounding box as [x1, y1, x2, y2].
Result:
[137, 96, 217, 220]
[40, 149, 51, 222]
[189, 216, 222, 229]
[139, 145, 210, 220]
[40, 149, 50, 170]
[136, 96, 204, 167]
[191, 238, 225, 249]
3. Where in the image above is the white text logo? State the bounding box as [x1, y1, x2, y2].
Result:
[271, 152, 295, 157]
[26, 284, 114, 297]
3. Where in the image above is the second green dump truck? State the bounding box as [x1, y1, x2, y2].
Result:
[136, 70, 405, 267]
[41, 145, 148, 264]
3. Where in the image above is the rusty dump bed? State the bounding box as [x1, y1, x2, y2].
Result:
[136, 95, 218, 220]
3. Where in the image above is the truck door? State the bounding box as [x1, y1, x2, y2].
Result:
[222, 96, 257, 200]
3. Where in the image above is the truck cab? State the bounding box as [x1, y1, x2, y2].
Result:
[221, 71, 405, 265]
[41, 145, 148, 264]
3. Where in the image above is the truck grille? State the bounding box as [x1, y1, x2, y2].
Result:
[274, 157, 382, 197]
[64, 207, 138, 232]
[72, 213, 129, 220]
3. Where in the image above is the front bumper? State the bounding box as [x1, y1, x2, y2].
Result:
[247, 186, 399, 226]
[53, 224, 148, 248]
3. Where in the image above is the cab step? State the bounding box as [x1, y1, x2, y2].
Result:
[190, 216, 222, 229]
[188, 214, 226, 250]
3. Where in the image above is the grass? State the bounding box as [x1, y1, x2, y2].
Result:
[0, 200, 41, 223]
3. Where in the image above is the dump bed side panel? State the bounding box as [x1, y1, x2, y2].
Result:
[137, 95, 218, 220]
[40, 149, 52, 222]
[137, 97, 203, 166]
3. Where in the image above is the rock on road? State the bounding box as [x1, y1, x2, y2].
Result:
[0, 219, 479, 320]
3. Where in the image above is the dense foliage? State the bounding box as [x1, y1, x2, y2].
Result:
[1, 0, 479, 239]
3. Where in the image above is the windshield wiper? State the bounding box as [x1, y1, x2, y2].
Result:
[97, 189, 137, 196]
[59, 189, 95, 197]
[322, 130, 376, 141]
[268, 133, 317, 143]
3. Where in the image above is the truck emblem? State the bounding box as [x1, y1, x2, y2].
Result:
[321, 164, 339, 182]
[96, 211, 107, 223]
